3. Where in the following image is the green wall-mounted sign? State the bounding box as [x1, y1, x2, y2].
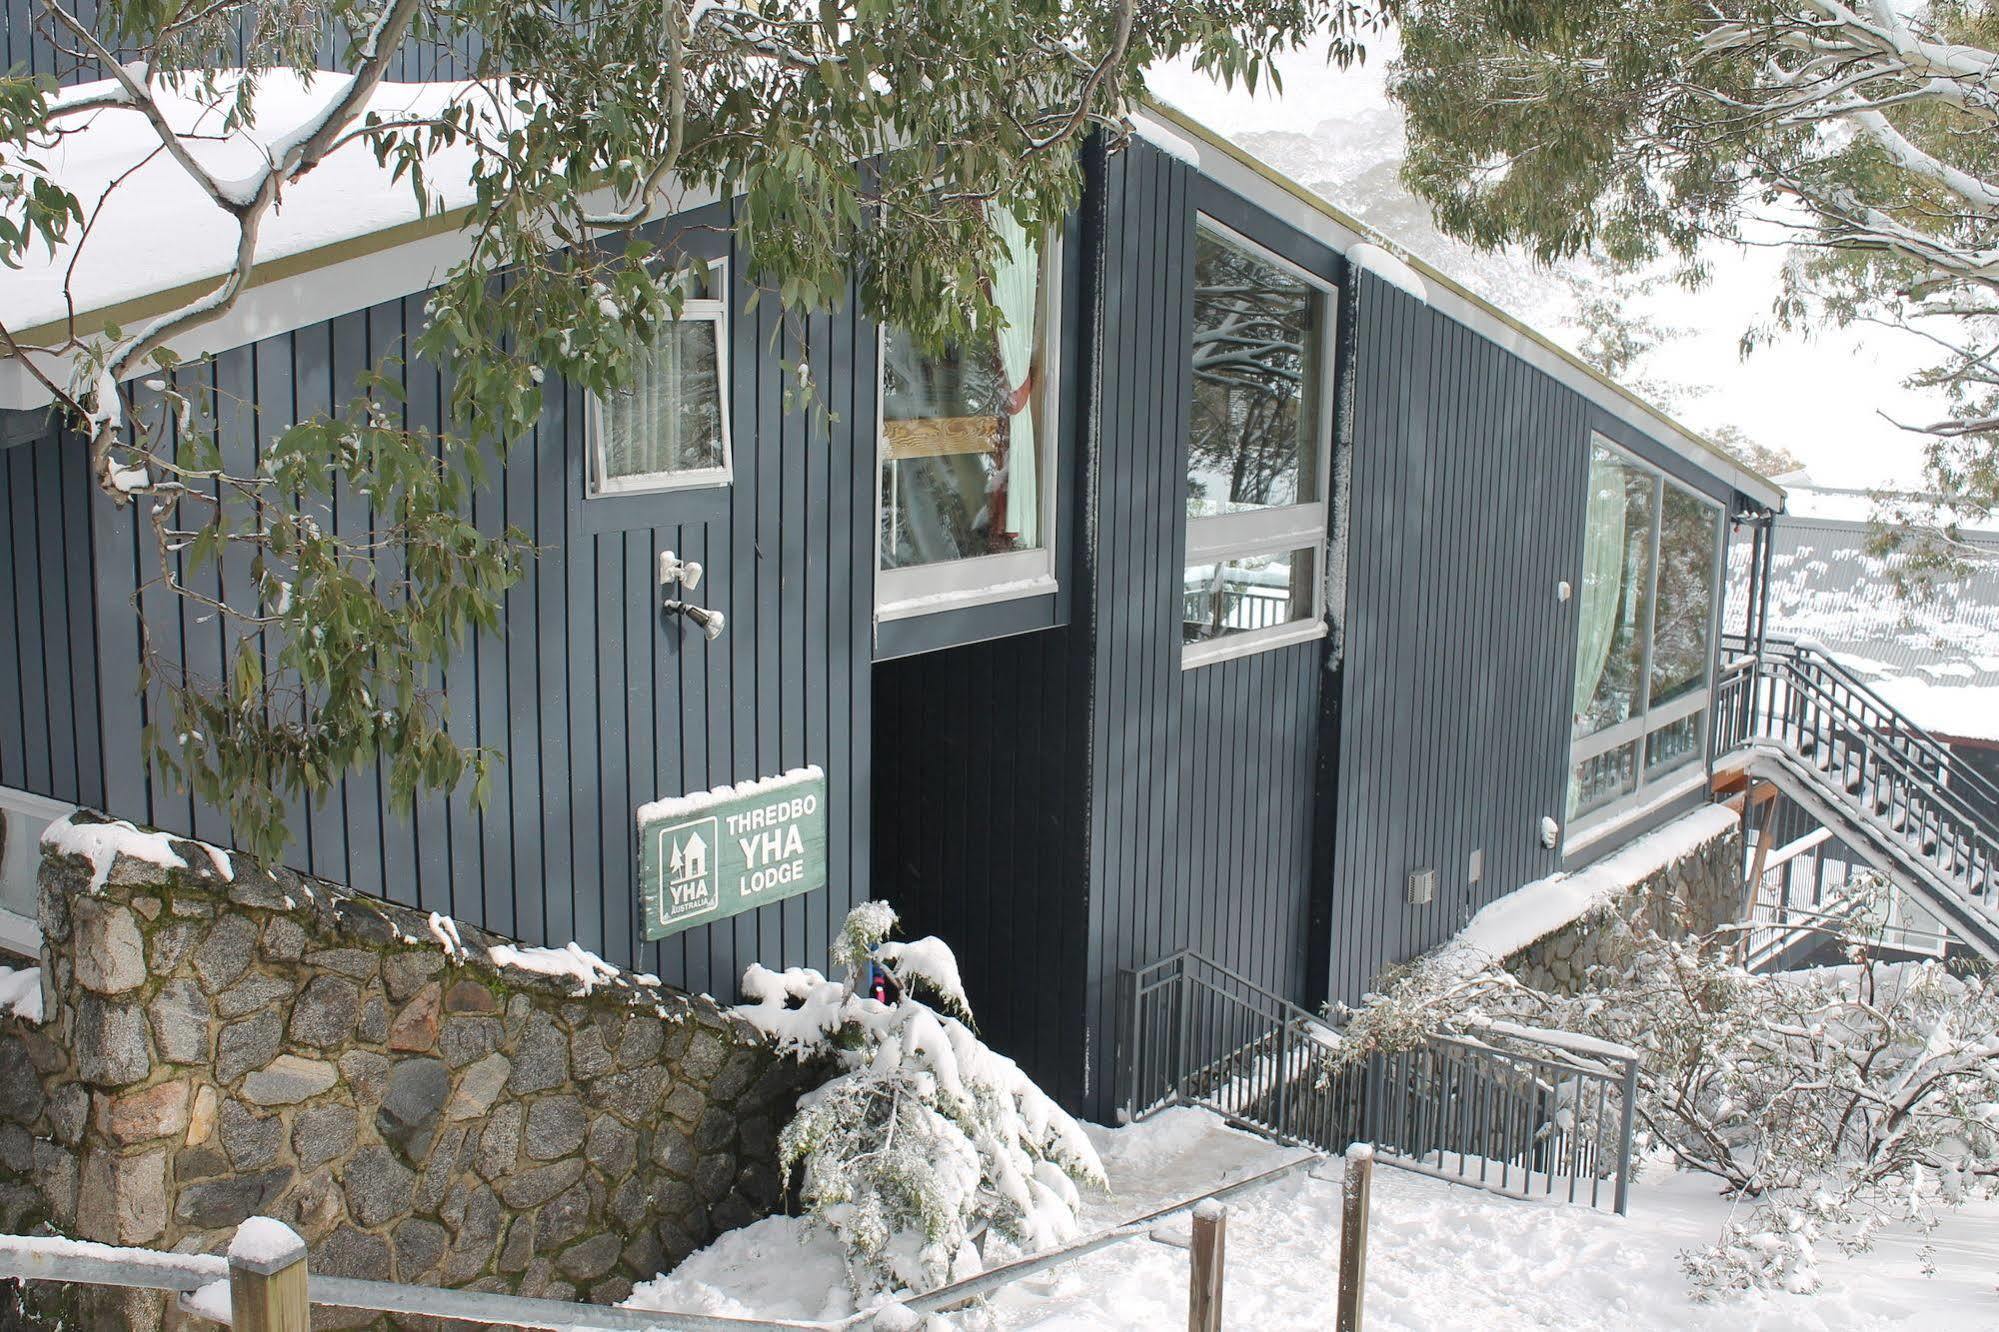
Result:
[637, 766, 827, 941]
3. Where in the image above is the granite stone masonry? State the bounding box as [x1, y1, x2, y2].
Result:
[0, 812, 824, 1330]
[1505, 818, 1744, 993]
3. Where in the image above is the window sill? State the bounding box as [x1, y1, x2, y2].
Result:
[1562, 764, 1708, 861]
[1182, 619, 1328, 671]
[588, 468, 733, 497]
[876, 574, 1059, 623]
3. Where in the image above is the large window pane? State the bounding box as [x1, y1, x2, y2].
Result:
[1572, 446, 1656, 739]
[881, 213, 1050, 570]
[599, 320, 726, 482]
[1184, 547, 1318, 645]
[1649, 486, 1721, 709]
[1187, 226, 1324, 519]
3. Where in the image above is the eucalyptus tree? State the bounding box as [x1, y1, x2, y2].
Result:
[0, 0, 1382, 859]
[1389, 0, 1999, 564]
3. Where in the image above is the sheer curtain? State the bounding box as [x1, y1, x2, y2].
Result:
[1572, 449, 1627, 727]
[991, 209, 1040, 547]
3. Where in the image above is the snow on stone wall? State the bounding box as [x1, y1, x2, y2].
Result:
[1504, 813, 1743, 994]
[0, 812, 823, 1330]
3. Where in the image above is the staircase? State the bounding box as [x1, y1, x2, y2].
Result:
[1713, 635, 1999, 961]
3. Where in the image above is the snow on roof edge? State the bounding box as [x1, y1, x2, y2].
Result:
[1133, 96, 1786, 513]
[1347, 242, 1428, 302]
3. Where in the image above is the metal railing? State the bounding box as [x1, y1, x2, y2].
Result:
[1117, 952, 1641, 1214]
[1, 1155, 1333, 1332]
[1182, 580, 1294, 637]
[1712, 635, 1999, 946]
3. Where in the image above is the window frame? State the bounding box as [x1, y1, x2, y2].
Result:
[1566, 435, 1727, 837]
[1181, 215, 1338, 670]
[873, 230, 1066, 621]
[586, 256, 734, 498]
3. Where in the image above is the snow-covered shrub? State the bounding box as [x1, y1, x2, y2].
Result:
[736, 903, 1105, 1297]
[1335, 917, 1999, 1298]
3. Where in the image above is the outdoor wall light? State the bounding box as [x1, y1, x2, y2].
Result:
[659, 550, 704, 590]
[663, 600, 726, 642]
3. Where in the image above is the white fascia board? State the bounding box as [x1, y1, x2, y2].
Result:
[1129, 105, 1786, 513]
[0, 181, 724, 413]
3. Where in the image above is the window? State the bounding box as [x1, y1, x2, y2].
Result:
[589, 260, 731, 494]
[1568, 437, 1725, 827]
[877, 210, 1060, 616]
[1182, 219, 1335, 666]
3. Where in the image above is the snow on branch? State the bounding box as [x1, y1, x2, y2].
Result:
[736, 903, 1105, 1297]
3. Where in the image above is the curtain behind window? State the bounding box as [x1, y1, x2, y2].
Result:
[991, 210, 1041, 548]
[1573, 448, 1628, 724]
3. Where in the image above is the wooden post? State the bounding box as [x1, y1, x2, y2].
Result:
[1337, 1144, 1373, 1332]
[1187, 1201, 1226, 1332]
[228, 1218, 310, 1332]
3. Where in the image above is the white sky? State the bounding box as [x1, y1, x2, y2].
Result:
[1147, 43, 1938, 490]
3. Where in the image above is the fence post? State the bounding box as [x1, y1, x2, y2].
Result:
[1188, 1201, 1226, 1332]
[1613, 1054, 1639, 1217]
[227, 1219, 309, 1332]
[1337, 1144, 1372, 1332]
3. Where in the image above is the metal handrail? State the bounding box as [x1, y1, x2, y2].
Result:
[1714, 642, 1999, 951]
[1117, 952, 1642, 1215]
[1730, 633, 1999, 812]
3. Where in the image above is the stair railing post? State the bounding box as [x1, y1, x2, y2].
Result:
[1613, 1053, 1639, 1217]
[1115, 968, 1140, 1122]
[1275, 1016, 1293, 1138]
[1167, 964, 1183, 1096]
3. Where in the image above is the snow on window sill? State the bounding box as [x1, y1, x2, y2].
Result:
[876, 574, 1058, 623]
[1181, 619, 1328, 671]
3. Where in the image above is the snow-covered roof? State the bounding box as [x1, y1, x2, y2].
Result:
[0, 69, 1785, 509]
[1727, 488, 1999, 743]
[2, 72, 487, 344]
[1131, 100, 1786, 512]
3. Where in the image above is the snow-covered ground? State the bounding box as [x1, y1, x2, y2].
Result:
[628, 1107, 1999, 1329]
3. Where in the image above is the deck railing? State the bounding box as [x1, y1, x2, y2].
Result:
[1116, 951, 1641, 1215]
[1712, 635, 1999, 950]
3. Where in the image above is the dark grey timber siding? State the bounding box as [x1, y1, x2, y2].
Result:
[73, 208, 873, 994]
[875, 141, 1329, 1121]
[0, 424, 104, 809]
[871, 628, 1093, 1108]
[5, 7, 478, 83]
[1326, 273, 1612, 1003]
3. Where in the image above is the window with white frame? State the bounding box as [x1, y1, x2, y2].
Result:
[876, 210, 1061, 616]
[588, 260, 731, 495]
[1568, 436, 1726, 827]
[1182, 218, 1335, 666]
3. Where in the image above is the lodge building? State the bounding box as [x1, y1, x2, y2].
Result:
[0, 99, 1784, 1128]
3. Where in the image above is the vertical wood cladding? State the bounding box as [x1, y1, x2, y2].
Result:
[1077, 142, 1327, 1118]
[68, 213, 873, 993]
[1326, 275, 1584, 1002]
[876, 141, 1327, 1122]
[0, 425, 103, 810]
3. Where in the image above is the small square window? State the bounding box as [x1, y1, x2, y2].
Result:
[590, 262, 732, 495]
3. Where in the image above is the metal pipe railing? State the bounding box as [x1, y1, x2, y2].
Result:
[1117, 953, 1642, 1216]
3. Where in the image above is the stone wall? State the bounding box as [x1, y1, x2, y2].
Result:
[0, 813, 822, 1328]
[1506, 818, 1744, 993]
